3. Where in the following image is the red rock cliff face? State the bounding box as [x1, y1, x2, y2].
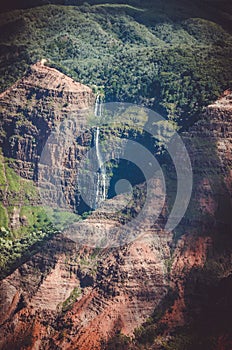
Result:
[0, 61, 95, 179]
[0, 186, 173, 350]
[158, 92, 232, 346]
[0, 237, 171, 350]
[0, 62, 95, 211]
[0, 73, 231, 349]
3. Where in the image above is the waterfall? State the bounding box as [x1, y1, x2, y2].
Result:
[94, 95, 106, 207]
[94, 94, 102, 117]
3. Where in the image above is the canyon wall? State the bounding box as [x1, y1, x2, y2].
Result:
[0, 65, 231, 349]
[0, 61, 95, 213]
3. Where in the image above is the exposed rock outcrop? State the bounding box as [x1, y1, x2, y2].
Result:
[0, 61, 94, 180]
[0, 65, 231, 350]
[157, 91, 232, 344]
[0, 62, 95, 214]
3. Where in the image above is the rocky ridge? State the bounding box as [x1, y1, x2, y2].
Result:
[0, 61, 94, 180]
[0, 62, 95, 222]
[0, 65, 231, 349]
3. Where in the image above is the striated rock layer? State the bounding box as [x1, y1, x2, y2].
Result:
[0, 232, 172, 349]
[0, 61, 94, 176]
[157, 91, 232, 348]
[0, 61, 95, 211]
[0, 65, 231, 349]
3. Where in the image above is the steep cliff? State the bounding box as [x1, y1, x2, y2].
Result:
[0, 60, 94, 179]
[128, 91, 232, 350]
[0, 62, 95, 240]
[0, 65, 231, 350]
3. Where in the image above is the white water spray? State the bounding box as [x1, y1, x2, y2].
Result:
[94, 95, 106, 207]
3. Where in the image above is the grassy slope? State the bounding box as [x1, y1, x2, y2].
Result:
[0, 151, 86, 276]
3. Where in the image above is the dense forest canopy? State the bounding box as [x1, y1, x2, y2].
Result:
[0, 3, 231, 349]
[0, 0, 232, 125]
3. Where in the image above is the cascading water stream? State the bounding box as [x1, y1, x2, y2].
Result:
[94, 95, 106, 207]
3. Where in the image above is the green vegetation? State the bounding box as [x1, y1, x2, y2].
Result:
[0, 155, 38, 203]
[0, 154, 38, 232]
[62, 286, 81, 312]
[0, 1, 231, 347]
[0, 149, 96, 277]
[19, 206, 50, 230]
[0, 203, 8, 227]
[0, 153, 57, 276]
[45, 207, 82, 230]
[0, 224, 58, 278]
[103, 333, 131, 350]
[0, 2, 232, 124]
